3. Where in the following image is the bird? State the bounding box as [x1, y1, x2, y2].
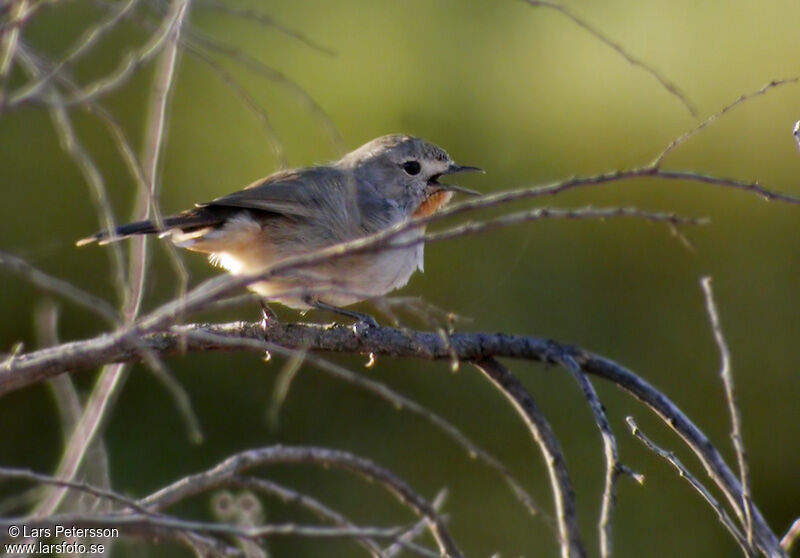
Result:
[78, 134, 482, 325]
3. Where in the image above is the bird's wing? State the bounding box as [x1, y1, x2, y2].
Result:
[201, 167, 354, 219]
[77, 167, 364, 246]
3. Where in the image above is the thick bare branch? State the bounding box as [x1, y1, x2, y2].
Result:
[0, 321, 783, 554]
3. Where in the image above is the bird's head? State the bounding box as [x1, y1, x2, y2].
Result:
[338, 134, 482, 215]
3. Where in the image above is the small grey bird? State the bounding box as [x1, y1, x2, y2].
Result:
[78, 134, 482, 324]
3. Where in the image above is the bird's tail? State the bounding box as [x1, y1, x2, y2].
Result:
[76, 210, 223, 246]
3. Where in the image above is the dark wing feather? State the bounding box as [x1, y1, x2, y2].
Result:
[77, 166, 358, 246]
[200, 167, 348, 219]
[75, 207, 230, 246]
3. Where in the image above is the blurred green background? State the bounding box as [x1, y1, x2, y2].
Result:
[2, 0, 800, 556]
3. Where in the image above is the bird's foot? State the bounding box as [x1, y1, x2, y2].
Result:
[303, 297, 379, 329]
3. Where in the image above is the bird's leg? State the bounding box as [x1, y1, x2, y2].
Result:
[303, 297, 379, 328]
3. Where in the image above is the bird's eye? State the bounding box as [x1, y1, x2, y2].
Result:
[401, 160, 421, 175]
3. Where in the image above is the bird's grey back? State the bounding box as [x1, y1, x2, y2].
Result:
[204, 165, 405, 254]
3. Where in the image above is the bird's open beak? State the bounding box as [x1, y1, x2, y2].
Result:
[431, 164, 484, 196]
[445, 164, 484, 175]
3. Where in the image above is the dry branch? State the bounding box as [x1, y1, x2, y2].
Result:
[0, 250, 118, 324]
[3, 2, 799, 556]
[560, 354, 642, 558]
[522, 0, 697, 116]
[701, 277, 754, 548]
[473, 358, 585, 558]
[139, 445, 461, 557]
[1, 319, 788, 555]
[626, 417, 752, 555]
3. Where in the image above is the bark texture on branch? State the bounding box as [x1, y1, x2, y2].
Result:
[0, 320, 786, 556]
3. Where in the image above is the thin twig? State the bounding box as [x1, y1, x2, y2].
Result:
[0, 467, 151, 515]
[230, 476, 387, 558]
[522, 0, 697, 117]
[9, 0, 139, 104]
[0, 0, 47, 33]
[194, 0, 335, 56]
[561, 355, 642, 558]
[31, 363, 126, 518]
[28, 0, 191, 519]
[781, 518, 800, 553]
[139, 445, 462, 557]
[10, 0, 185, 107]
[34, 302, 77, 439]
[15, 46, 134, 522]
[0, 468, 241, 556]
[267, 347, 307, 429]
[701, 277, 754, 549]
[16, 46, 128, 302]
[181, 26, 344, 154]
[652, 78, 800, 168]
[172, 330, 541, 515]
[382, 489, 448, 558]
[187, 329, 542, 519]
[0, 0, 29, 106]
[131, 0, 189, 316]
[625, 417, 752, 555]
[184, 42, 287, 167]
[24, 40, 191, 307]
[19, 41, 204, 496]
[422, 206, 704, 245]
[20, 46, 151, 227]
[134, 203, 704, 335]
[126, 163, 800, 335]
[472, 358, 585, 558]
[0, 250, 118, 324]
[118, 0, 198, 445]
[34, 302, 114, 519]
[576, 357, 782, 555]
[136, 343, 203, 443]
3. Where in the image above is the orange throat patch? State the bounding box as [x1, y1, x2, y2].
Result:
[413, 190, 454, 218]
